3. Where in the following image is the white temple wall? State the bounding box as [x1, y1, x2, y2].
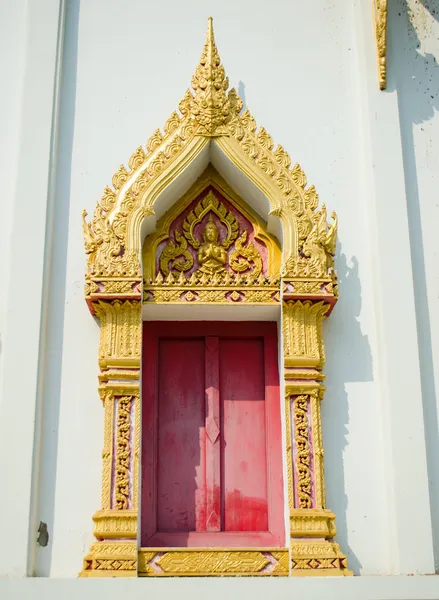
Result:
[392, 0, 439, 573]
[35, 0, 387, 577]
[0, 0, 438, 588]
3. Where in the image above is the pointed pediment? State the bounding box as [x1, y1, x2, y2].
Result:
[179, 17, 243, 135]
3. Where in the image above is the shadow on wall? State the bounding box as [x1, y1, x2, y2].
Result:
[323, 242, 373, 575]
[391, 0, 439, 572]
[34, 0, 80, 577]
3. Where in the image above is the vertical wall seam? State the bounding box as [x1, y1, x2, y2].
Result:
[27, 0, 68, 577]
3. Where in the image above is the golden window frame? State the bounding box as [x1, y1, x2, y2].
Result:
[80, 18, 350, 578]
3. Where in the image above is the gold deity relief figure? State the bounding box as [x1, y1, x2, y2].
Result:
[148, 185, 270, 284]
[197, 215, 227, 276]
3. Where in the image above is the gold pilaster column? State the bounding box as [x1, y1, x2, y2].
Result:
[282, 300, 352, 576]
[80, 300, 142, 578]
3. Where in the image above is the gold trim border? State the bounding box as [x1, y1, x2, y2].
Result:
[138, 548, 289, 577]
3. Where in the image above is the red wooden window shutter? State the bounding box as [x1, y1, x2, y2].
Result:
[141, 322, 284, 547]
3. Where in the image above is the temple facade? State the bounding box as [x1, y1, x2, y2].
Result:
[1, 1, 439, 598]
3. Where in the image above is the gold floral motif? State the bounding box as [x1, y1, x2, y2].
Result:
[160, 230, 194, 276]
[101, 392, 114, 510]
[229, 230, 262, 277]
[293, 395, 312, 508]
[374, 0, 388, 90]
[115, 396, 132, 510]
[285, 389, 294, 517]
[282, 206, 337, 279]
[101, 280, 136, 295]
[133, 395, 141, 510]
[138, 548, 289, 577]
[85, 281, 99, 296]
[310, 390, 326, 509]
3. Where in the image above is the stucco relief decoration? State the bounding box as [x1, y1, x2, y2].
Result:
[82, 17, 338, 310]
[373, 0, 388, 90]
[81, 17, 349, 578]
[142, 180, 281, 305]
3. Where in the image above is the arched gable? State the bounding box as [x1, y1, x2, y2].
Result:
[82, 18, 337, 312]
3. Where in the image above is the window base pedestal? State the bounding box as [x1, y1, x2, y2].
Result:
[138, 547, 289, 577]
[291, 540, 352, 577]
[79, 540, 138, 578]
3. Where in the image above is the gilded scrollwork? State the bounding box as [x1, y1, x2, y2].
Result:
[115, 396, 132, 510]
[160, 229, 194, 276]
[138, 548, 289, 577]
[282, 205, 337, 279]
[374, 0, 388, 90]
[293, 395, 313, 509]
[229, 231, 262, 277]
[101, 392, 114, 510]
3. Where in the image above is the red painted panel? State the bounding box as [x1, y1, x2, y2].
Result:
[220, 338, 268, 532]
[157, 338, 206, 532]
[205, 337, 221, 532]
[141, 321, 285, 548]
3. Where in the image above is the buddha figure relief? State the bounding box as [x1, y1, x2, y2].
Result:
[197, 214, 227, 275]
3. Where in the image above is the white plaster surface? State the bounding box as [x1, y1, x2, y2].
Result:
[2, 576, 439, 600]
[0, 0, 439, 585]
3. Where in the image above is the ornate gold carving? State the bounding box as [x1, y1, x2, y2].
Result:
[101, 392, 114, 510]
[82, 20, 337, 297]
[95, 300, 141, 368]
[160, 230, 194, 276]
[229, 230, 262, 277]
[82, 18, 346, 579]
[138, 548, 289, 577]
[185, 17, 242, 136]
[281, 296, 350, 575]
[92, 510, 137, 539]
[290, 509, 337, 538]
[293, 395, 312, 508]
[310, 390, 326, 509]
[197, 216, 228, 276]
[144, 272, 280, 305]
[285, 386, 294, 517]
[374, 0, 388, 90]
[133, 394, 140, 510]
[282, 205, 337, 279]
[159, 189, 264, 282]
[115, 396, 132, 510]
[80, 541, 137, 578]
[291, 540, 352, 576]
[183, 190, 238, 251]
[82, 298, 141, 576]
[282, 301, 329, 368]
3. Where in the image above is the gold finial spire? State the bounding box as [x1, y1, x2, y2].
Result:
[180, 17, 242, 136]
[205, 16, 216, 72]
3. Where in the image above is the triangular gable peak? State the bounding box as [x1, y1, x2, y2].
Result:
[82, 18, 337, 312]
